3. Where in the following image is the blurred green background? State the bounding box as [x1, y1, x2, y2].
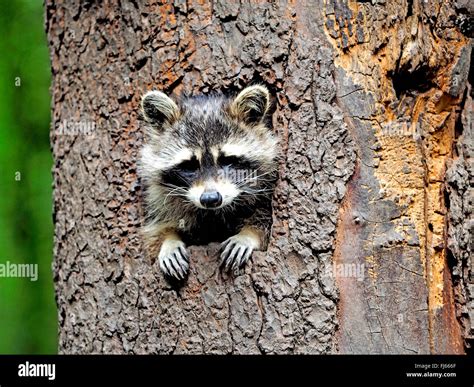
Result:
[0, 0, 57, 353]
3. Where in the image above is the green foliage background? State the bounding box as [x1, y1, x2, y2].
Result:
[0, 0, 57, 353]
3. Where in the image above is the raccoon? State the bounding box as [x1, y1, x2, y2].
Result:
[139, 85, 278, 280]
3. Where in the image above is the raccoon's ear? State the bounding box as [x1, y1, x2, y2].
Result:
[230, 85, 270, 126]
[141, 91, 179, 128]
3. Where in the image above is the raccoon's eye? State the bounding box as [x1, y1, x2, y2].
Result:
[178, 157, 200, 172]
[218, 155, 245, 168]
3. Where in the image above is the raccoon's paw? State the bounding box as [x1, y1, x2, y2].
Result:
[158, 239, 189, 280]
[220, 233, 258, 272]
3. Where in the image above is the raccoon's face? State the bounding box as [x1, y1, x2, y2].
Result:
[140, 85, 277, 211]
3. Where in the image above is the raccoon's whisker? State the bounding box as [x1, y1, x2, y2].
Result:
[244, 170, 275, 181]
[163, 186, 188, 205]
[241, 188, 273, 195]
[160, 182, 184, 190]
[162, 186, 187, 195]
[163, 184, 187, 192]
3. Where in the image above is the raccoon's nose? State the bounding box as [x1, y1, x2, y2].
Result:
[200, 190, 222, 208]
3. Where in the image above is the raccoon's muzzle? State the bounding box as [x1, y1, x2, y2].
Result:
[200, 190, 223, 208]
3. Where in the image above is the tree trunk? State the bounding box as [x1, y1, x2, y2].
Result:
[46, 0, 473, 354]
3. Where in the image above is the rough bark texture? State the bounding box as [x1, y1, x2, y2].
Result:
[46, 0, 472, 354]
[447, 83, 473, 348]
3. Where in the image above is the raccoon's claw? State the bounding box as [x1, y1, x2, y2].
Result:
[220, 234, 255, 272]
[158, 239, 189, 280]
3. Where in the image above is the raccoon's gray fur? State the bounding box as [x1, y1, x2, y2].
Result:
[138, 85, 278, 280]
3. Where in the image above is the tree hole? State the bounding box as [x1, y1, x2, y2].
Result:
[407, 0, 414, 17]
[390, 66, 434, 99]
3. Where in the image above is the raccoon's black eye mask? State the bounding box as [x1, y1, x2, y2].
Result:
[217, 155, 255, 170]
[178, 157, 200, 172]
[161, 153, 260, 189]
[161, 156, 199, 188]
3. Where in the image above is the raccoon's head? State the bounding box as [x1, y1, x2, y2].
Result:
[140, 85, 278, 212]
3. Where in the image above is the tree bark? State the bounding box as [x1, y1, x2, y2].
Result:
[46, 0, 472, 354]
